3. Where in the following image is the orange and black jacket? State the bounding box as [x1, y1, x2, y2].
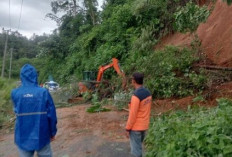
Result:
[126, 87, 152, 131]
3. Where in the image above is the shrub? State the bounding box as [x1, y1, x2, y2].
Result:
[126, 46, 206, 98]
[0, 78, 15, 129]
[145, 98, 232, 157]
[174, 1, 210, 33]
[113, 90, 132, 110]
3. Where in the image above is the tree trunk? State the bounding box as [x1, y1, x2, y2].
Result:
[72, 0, 77, 16]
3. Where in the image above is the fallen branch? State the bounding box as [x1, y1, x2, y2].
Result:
[153, 101, 160, 107]
[122, 108, 129, 112]
[194, 65, 232, 71]
[153, 107, 174, 116]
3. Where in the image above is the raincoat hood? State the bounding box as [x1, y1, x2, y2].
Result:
[20, 64, 38, 87]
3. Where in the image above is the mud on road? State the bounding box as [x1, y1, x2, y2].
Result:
[0, 105, 132, 157]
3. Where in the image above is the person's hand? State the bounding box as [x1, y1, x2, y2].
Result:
[126, 131, 130, 138]
[51, 136, 55, 142]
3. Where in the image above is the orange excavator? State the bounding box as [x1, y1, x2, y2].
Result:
[68, 58, 126, 103]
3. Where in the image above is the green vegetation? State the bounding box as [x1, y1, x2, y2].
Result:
[174, 1, 210, 33]
[86, 93, 111, 113]
[0, 0, 211, 98]
[145, 98, 232, 157]
[86, 104, 111, 113]
[127, 46, 206, 98]
[113, 91, 132, 110]
[31, 0, 209, 99]
[1, 1, 232, 156]
[0, 78, 15, 129]
[0, 31, 48, 80]
[0, 0, 214, 114]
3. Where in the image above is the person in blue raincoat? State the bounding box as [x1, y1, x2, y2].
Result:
[11, 64, 57, 157]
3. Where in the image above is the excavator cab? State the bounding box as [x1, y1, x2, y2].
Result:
[78, 71, 97, 94]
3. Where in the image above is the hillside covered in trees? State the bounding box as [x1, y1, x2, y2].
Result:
[1, 0, 213, 97]
[0, 0, 231, 96]
[1, 0, 232, 156]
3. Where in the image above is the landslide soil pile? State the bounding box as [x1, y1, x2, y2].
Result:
[155, 0, 232, 111]
[157, 0, 232, 67]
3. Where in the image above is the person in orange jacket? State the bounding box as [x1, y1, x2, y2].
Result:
[126, 72, 152, 157]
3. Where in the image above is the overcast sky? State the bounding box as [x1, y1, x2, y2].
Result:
[0, 0, 104, 38]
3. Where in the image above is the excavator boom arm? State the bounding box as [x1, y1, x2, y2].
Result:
[96, 58, 123, 82]
[96, 63, 114, 82]
[96, 58, 126, 89]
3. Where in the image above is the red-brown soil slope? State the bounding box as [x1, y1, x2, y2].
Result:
[157, 0, 232, 67]
[197, 0, 232, 67]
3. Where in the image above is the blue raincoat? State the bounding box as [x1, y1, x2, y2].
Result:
[11, 64, 57, 151]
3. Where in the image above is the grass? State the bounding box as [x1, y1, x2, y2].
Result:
[0, 78, 16, 131]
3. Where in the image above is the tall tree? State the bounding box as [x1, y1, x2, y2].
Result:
[46, 0, 81, 25]
[83, 0, 99, 25]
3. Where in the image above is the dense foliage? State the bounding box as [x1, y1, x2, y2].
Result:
[0, 78, 15, 128]
[0, 31, 48, 59]
[174, 1, 210, 33]
[0, 31, 48, 79]
[32, 0, 209, 98]
[145, 98, 232, 157]
[1, 0, 211, 98]
[128, 46, 206, 98]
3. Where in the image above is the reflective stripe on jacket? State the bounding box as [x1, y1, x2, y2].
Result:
[11, 64, 57, 151]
